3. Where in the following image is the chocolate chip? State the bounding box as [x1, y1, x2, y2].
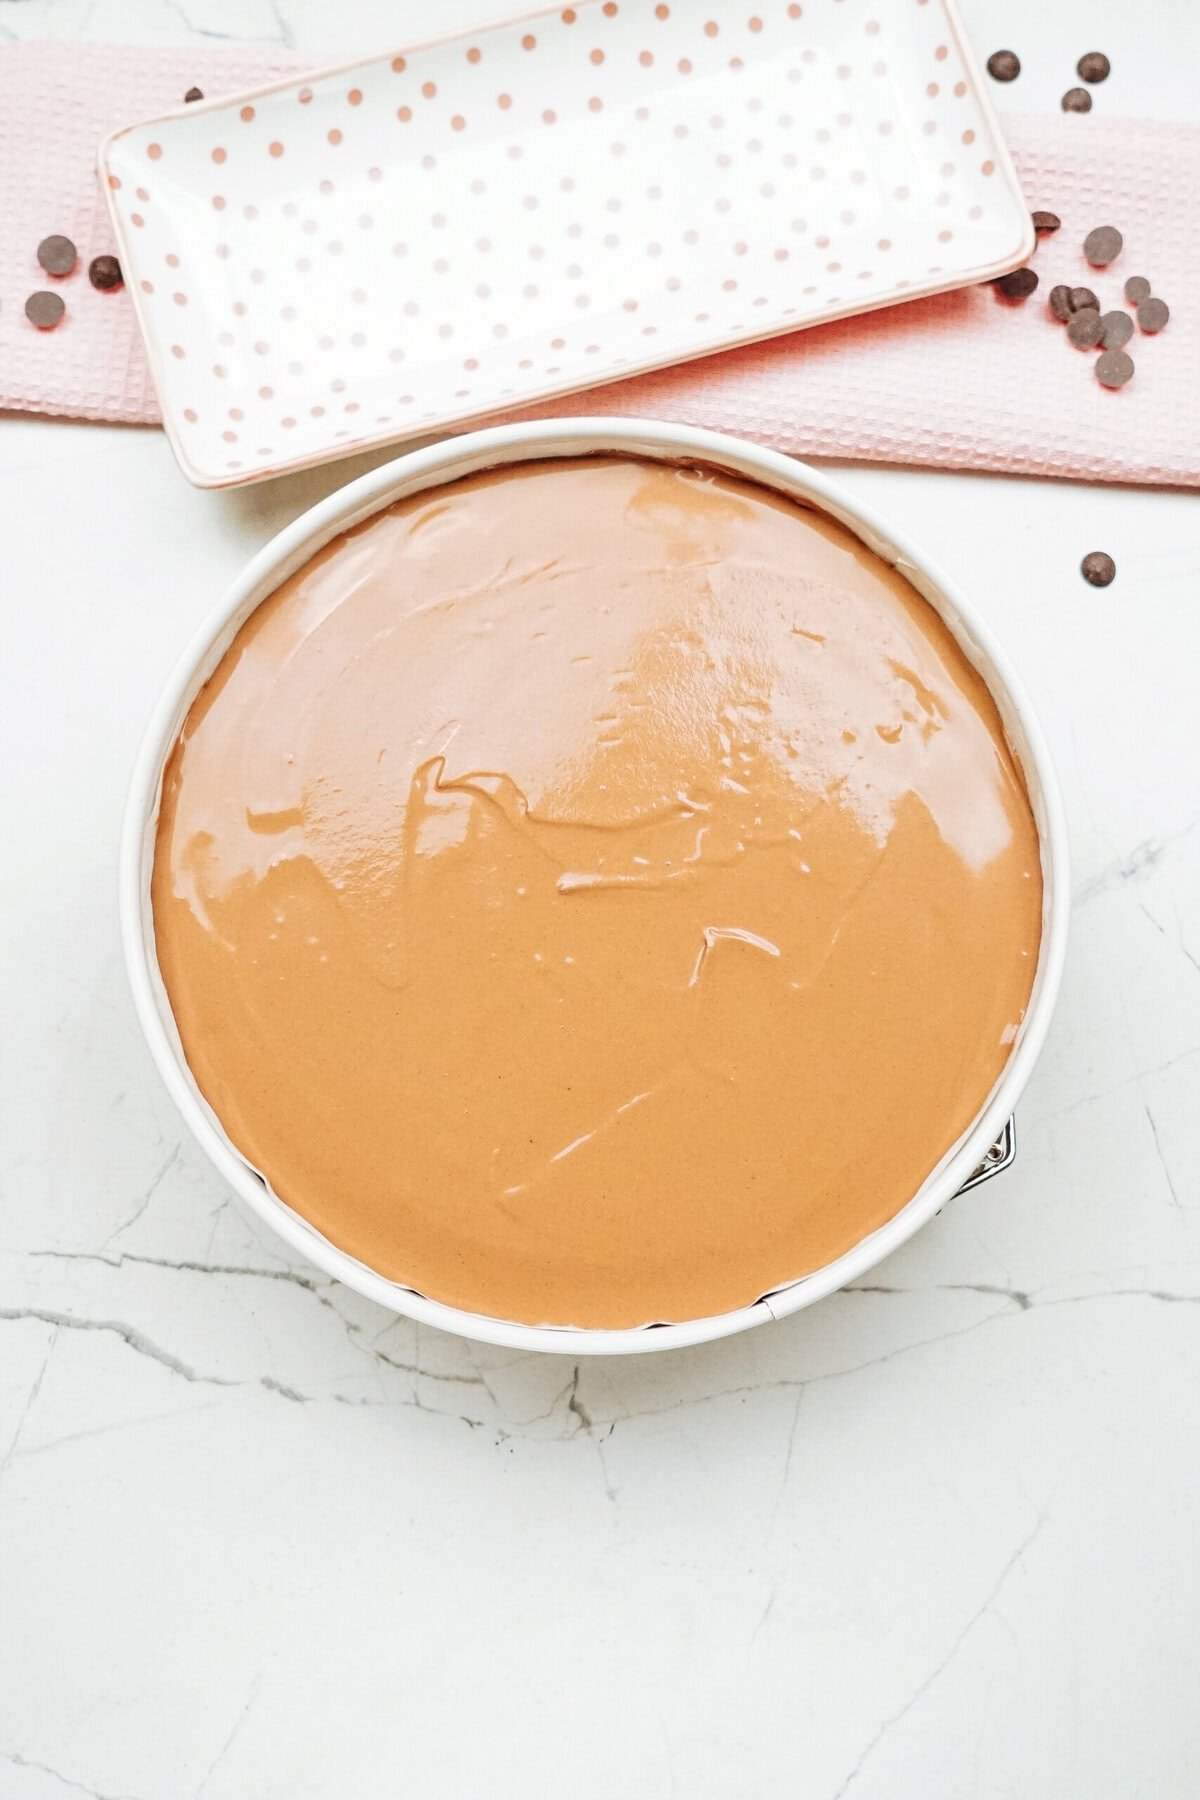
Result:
[1124, 276, 1151, 304]
[1081, 551, 1116, 587]
[987, 50, 1021, 81]
[1138, 296, 1170, 332]
[1066, 307, 1103, 348]
[1049, 284, 1074, 322]
[89, 254, 123, 291]
[184, 85, 204, 102]
[1069, 286, 1099, 313]
[36, 234, 77, 278]
[1062, 87, 1092, 112]
[1032, 210, 1061, 236]
[1083, 225, 1123, 266]
[1096, 348, 1134, 388]
[1077, 51, 1110, 82]
[25, 290, 66, 329]
[1098, 309, 1133, 349]
[994, 267, 1038, 299]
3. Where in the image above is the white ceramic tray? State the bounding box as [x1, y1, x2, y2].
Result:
[99, 0, 1032, 487]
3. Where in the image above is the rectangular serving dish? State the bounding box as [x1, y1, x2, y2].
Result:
[99, 0, 1032, 487]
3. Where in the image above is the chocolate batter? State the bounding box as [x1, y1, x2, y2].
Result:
[153, 457, 1042, 1327]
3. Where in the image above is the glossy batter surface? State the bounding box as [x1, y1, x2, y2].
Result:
[153, 457, 1042, 1327]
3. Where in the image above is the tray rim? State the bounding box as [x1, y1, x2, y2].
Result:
[97, 0, 1034, 489]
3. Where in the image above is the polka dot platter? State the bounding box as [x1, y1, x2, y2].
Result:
[99, 0, 1032, 489]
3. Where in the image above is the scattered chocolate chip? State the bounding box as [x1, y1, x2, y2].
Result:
[25, 290, 66, 329]
[184, 85, 204, 102]
[1049, 284, 1074, 322]
[1124, 275, 1151, 304]
[1098, 309, 1133, 349]
[1096, 348, 1134, 388]
[1083, 225, 1123, 267]
[1066, 307, 1103, 348]
[987, 49, 1021, 81]
[1138, 296, 1170, 332]
[88, 254, 123, 291]
[994, 266, 1039, 300]
[1069, 286, 1099, 313]
[1032, 210, 1061, 236]
[36, 234, 77, 277]
[1081, 551, 1116, 587]
[1062, 87, 1092, 112]
[1077, 51, 1110, 82]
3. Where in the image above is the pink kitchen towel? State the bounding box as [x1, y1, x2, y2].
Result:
[2, 40, 1197, 486]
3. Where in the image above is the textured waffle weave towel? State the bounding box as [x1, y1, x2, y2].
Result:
[2, 41, 1197, 486]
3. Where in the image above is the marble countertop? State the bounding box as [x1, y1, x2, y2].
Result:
[2, 1, 1198, 1795]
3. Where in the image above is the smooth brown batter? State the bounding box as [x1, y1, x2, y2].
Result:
[153, 457, 1042, 1328]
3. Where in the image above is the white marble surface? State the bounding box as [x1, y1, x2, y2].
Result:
[2, 2, 1199, 1796]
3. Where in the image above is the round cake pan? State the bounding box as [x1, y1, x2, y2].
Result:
[121, 419, 1069, 1356]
